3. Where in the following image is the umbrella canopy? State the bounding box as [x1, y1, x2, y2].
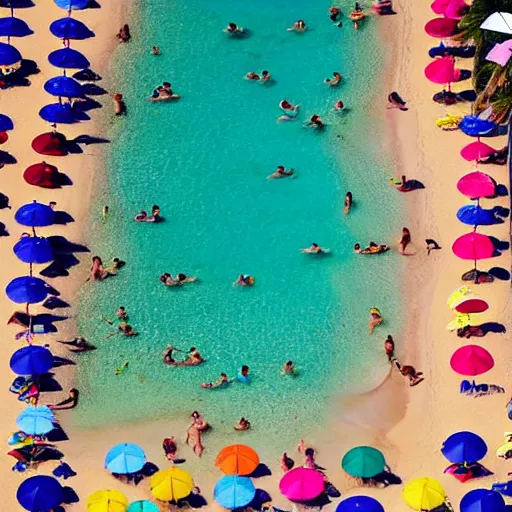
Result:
[459, 116, 496, 137]
[48, 47, 90, 69]
[425, 56, 459, 84]
[24, 161, 62, 188]
[403, 477, 445, 511]
[450, 345, 494, 376]
[17, 475, 63, 512]
[215, 444, 260, 476]
[44, 75, 84, 98]
[6, 276, 50, 304]
[447, 285, 471, 307]
[0, 112, 13, 131]
[336, 496, 385, 512]
[54, 0, 90, 9]
[480, 12, 512, 35]
[452, 297, 489, 314]
[50, 17, 94, 39]
[443, 0, 469, 20]
[460, 141, 496, 162]
[14, 236, 54, 264]
[0, 16, 32, 37]
[39, 103, 90, 124]
[279, 467, 325, 502]
[127, 501, 160, 512]
[214, 475, 256, 510]
[486, 40, 512, 67]
[452, 233, 495, 260]
[457, 172, 495, 199]
[442, 431, 487, 464]
[15, 200, 56, 227]
[342, 446, 386, 478]
[32, 131, 68, 156]
[425, 17, 459, 37]
[460, 489, 506, 512]
[150, 467, 194, 501]
[0, 40, 20, 65]
[16, 405, 55, 435]
[87, 490, 128, 512]
[105, 443, 146, 475]
[457, 204, 505, 226]
[10, 345, 53, 375]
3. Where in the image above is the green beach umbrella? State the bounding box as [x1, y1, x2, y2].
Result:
[341, 446, 386, 478]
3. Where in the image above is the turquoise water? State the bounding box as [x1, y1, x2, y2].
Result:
[74, 0, 403, 448]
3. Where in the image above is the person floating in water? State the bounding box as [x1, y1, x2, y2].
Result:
[268, 165, 294, 179]
[246, 70, 271, 83]
[369, 307, 383, 334]
[384, 335, 395, 360]
[225, 22, 244, 35]
[305, 114, 324, 129]
[160, 272, 197, 287]
[281, 360, 298, 376]
[400, 227, 411, 254]
[118, 322, 137, 337]
[354, 242, 389, 254]
[152, 46, 160, 55]
[335, 100, 345, 112]
[163, 345, 204, 366]
[237, 365, 251, 383]
[234, 274, 255, 286]
[278, 99, 300, 122]
[201, 372, 231, 389]
[301, 243, 328, 254]
[234, 417, 251, 431]
[344, 191, 353, 214]
[329, 6, 342, 23]
[288, 20, 307, 32]
[325, 72, 342, 87]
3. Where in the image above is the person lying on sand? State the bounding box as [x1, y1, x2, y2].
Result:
[48, 388, 79, 410]
[268, 165, 294, 179]
[162, 437, 178, 461]
[186, 423, 204, 457]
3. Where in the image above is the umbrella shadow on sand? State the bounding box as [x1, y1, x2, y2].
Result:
[0, 150, 17, 166]
[40, 236, 89, 278]
[9, 311, 68, 335]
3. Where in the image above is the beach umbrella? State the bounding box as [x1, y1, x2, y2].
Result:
[0, 40, 20, 64]
[460, 141, 496, 162]
[39, 103, 90, 124]
[452, 297, 489, 314]
[50, 17, 94, 40]
[215, 444, 260, 476]
[441, 431, 487, 464]
[336, 496, 385, 512]
[450, 345, 494, 376]
[402, 477, 445, 511]
[6, 276, 50, 303]
[54, 0, 90, 9]
[0, 0, 35, 8]
[15, 200, 56, 227]
[279, 467, 325, 502]
[48, 47, 90, 69]
[32, 131, 68, 156]
[430, 0, 457, 14]
[150, 467, 194, 501]
[105, 443, 146, 475]
[425, 17, 459, 38]
[459, 116, 496, 137]
[127, 501, 160, 512]
[443, 0, 469, 20]
[10, 345, 53, 375]
[457, 204, 506, 226]
[486, 40, 512, 67]
[424, 56, 459, 84]
[16, 405, 55, 435]
[341, 446, 385, 478]
[87, 490, 128, 512]
[17, 475, 64, 512]
[213, 475, 256, 510]
[0, 112, 13, 131]
[13, 236, 54, 263]
[452, 233, 495, 261]
[24, 161, 62, 188]
[44, 75, 84, 98]
[480, 12, 512, 35]
[0, 16, 32, 37]
[457, 172, 496, 199]
[447, 285, 471, 307]
[460, 489, 506, 512]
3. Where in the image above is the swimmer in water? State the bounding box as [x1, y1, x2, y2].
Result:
[102, 205, 109, 222]
[353, 242, 389, 254]
[201, 372, 231, 389]
[225, 22, 244, 34]
[246, 71, 260, 81]
[268, 165, 294, 179]
[329, 6, 342, 22]
[261, 70, 271, 82]
[281, 360, 298, 376]
[119, 322, 137, 337]
[234, 274, 254, 286]
[369, 308, 383, 334]
[325, 72, 342, 86]
[335, 100, 345, 112]
[305, 114, 324, 129]
[237, 365, 250, 383]
[384, 335, 395, 360]
[300, 243, 326, 254]
[234, 417, 251, 431]
[344, 191, 352, 214]
[288, 20, 307, 31]
[152, 46, 160, 55]
[116, 306, 128, 320]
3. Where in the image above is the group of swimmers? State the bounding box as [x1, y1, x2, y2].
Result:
[150, 82, 180, 102]
[352, 227, 412, 255]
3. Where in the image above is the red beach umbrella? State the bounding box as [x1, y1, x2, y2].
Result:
[460, 141, 496, 162]
[24, 162, 61, 188]
[425, 56, 460, 84]
[457, 172, 496, 199]
[452, 233, 495, 260]
[450, 345, 494, 376]
[425, 17, 459, 37]
[453, 298, 489, 314]
[0, 131, 8, 144]
[31, 132, 68, 156]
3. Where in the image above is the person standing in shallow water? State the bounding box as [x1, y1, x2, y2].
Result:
[400, 227, 411, 254]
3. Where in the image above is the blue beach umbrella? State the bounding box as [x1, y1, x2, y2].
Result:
[48, 47, 89, 69]
[105, 443, 146, 474]
[16, 406, 55, 435]
[50, 17, 94, 39]
[336, 496, 385, 512]
[44, 75, 84, 97]
[441, 431, 487, 464]
[127, 500, 161, 512]
[17, 475, 64, 512]
[459, 116, 496, 137]
[0, 16, 32, 37]
[15, 201, 56, 227]
[13, 236, 54, 263]
[460, 489, 506, 512]
[214, 475, 256, 510]
[39, 103, 90, 124]
[0, 40, 20, 64]
[0, 0, 35, 8]
[54, 0, 90, 10]
[10, 345, 53, 375]
[0, 112, 13, 131]
[456, 205, 507, 226]
[6, 276, 50, 303]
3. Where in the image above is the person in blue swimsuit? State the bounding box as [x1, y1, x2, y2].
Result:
[237, 365, 250, 383]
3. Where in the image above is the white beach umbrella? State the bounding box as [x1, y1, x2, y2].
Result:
[480, 12, 512, 35]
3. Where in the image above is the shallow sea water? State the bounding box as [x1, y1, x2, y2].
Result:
[74, 0, 404, 450]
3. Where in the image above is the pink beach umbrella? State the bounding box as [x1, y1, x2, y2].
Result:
[453, 298, 489, 314]
[279, 467, 325, 502]
[431, 0, 451, 14]
[425, 17, 459, 37]
[460, 141, 497, 162]
[450, 345, 494, 376]
[425, 56, 460, 84]
[457, 172, 496, 199]
[452, 233, 495, 260]
[443, 0, 469, 20]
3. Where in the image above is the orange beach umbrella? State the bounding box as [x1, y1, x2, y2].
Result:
[215, 444, 260, 476]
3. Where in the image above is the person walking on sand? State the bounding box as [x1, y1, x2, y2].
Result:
[426, 238, 441, 255]
[399, 227, 411, 254]
[384, 335, 395, 360]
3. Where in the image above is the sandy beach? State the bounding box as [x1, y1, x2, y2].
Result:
[1, 0, 511, 511]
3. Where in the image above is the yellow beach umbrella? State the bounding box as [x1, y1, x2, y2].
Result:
[403, 477, 445, 511]
[150, 467, 194, 501]
[447, 285, 471, 308]
[87, 490, 128, 512]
